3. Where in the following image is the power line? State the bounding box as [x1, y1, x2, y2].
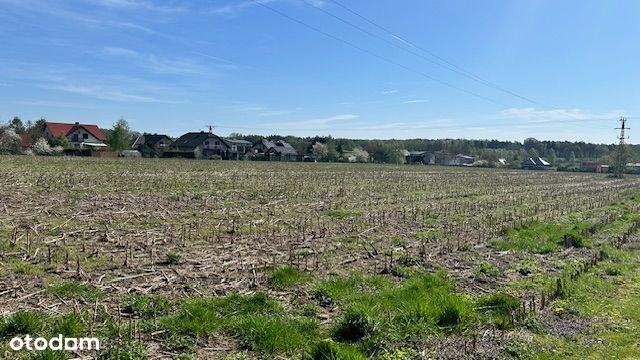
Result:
[249, 0, 509, 108]
[309, 0, 544, 107]
[248, 0, 624, 133]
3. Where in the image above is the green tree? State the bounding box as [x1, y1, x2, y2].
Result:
[9, 117, 25, 134]
[106, 118, 133, 151]
[568, 151, 577, 165]
[547, 148, 557, 165]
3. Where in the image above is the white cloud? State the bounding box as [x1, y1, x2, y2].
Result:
[382, 89, 399, 94]
[45, 84, 179, 103]
[404, 99, 429, 104]
[100, 47, 207, 75]
[93, 0, 186, 12]
[209, 0, 325, 15]
[499, 107, 624, 123]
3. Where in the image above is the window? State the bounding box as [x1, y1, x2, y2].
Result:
[72, 134, 78, 142]
[215, 141, 220, 145]
[83, 133, 88, 139]
[204, 141, 209, 146]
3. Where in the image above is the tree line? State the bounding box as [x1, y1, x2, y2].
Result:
[1, 117, 635, 168]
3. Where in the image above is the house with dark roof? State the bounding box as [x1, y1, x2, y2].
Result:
[132, 134, 172, 151]
[165, 131, 231, 159]
[44, 122, 107, 149]
[252, 139, 299, 161]
[405, 151, 435, 165]
[522, 157, 551, 170]
[225, 139, 253, 159]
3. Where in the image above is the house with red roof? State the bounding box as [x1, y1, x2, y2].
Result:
[43, 122, 108, 149]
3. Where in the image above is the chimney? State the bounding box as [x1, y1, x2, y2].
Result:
[75, 122, 79, 125]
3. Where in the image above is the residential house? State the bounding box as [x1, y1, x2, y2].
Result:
[522, 157, 551, 170]
[406, 151, 435, 165]
[166, 131, 231, 159]
[44, 122, 107, 150]
[252, 139, 299, 161]
[225, 139, 253, 159]
[447, 154, 476, 166]
[132, 134, 172, 154]
[580, 161, 609, 173]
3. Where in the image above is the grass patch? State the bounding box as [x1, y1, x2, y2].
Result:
[123, 295, 173, 318]
[493, 221, 591, 253]
[326, 209, 360, 219]
[47, 280, 103, 301]
[160, 292, 317, 356]
[315, 271, 476, 349]
[309, 341, 366, 360]
[267, 266, 312, 289]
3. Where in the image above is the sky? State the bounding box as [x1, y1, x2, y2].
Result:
[0, 0, 638, 144]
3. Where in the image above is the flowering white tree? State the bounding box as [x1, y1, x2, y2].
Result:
[312, 142, 328, 160]
[352, 147, 370, 163]
[0, 126, 21, 154]
[32, 138, 52, 155]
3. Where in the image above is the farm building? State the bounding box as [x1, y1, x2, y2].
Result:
[43, 122, 107, 150]
[406, 151, 435, 165]
[165, 131, 231, 159]
[522, 157, 551, 170]
[252, 139, 299, 161]
[132, 134, 172, 152]
[580, 161, 609, 173]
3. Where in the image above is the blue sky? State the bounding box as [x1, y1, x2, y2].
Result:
[0, 0, 638, 143]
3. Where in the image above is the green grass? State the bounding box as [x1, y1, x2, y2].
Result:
[47, 280, 103, 301]
[160, 292, 318, 356]
[315, 271, 476, 349]
[493, 221, 591, 253]
[326, 208, 360, 219]
[123, 295, 173, 318]
[503, 247, 640, 359]
[0, 311, 49, 339]
[267, 266, 312, 289]
[309, 341, 367, 360]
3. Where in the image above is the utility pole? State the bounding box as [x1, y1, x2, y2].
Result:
[614, 117, 629, 178]
[205, 125, 215, 134]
